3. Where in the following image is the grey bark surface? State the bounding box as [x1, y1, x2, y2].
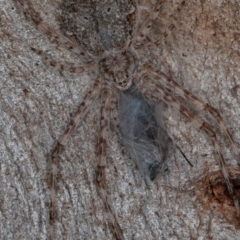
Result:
[1, 0, 240, 239]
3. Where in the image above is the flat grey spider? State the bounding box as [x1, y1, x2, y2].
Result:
[16, 0, 240, 239]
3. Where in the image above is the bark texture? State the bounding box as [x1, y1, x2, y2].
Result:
[1, 0, 240, 239]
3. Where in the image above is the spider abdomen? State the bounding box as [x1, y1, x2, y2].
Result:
[60, 0, 137, 55]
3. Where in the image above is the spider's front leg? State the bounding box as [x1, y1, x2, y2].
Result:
[136, 75, 240, 217]
[96, 87, 123, 240]
[146, 65, 240, 163]
[50, 79, 102, 240]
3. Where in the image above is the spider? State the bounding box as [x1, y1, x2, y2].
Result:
[16, 0, 240, 239]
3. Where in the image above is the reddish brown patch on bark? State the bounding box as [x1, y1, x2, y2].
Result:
[195, 168, 240, 226]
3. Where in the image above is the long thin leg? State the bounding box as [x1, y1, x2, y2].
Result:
[50, 79, 102, 240]
[110, 93, 120, 130]
[136, 24, 175, 53]
[96, 88, 124, 240]
[31, 47, 95, 73]
[132, 0, 163, 48]
[136, 75, 240, 217]
[135, 1, 185, 52]
[146, 65, 240, 164]
[17, 0, 91, 57]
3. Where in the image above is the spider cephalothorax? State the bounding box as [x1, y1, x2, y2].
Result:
[99, 50, 138, 90]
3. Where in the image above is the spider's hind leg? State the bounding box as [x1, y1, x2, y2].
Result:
[16, 0, 91, 57]
[133, 1, 186, 53]
[132, 0, 163, 47]
[31, 47, 95, 74]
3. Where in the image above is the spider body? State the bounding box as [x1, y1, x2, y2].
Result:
[99, 50, 138, 89]
[60, 0, 136, 53]
[60, 0, 138, 89]
[16, 0, 240, 239]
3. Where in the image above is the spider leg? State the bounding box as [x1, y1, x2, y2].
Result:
[134, 1, 186, 52]
[131, 0, 163, 48]
[96, 88, 123, 240]
[31, 47, 95, 73]
[50, 79, 102, 240]
[110, 93, 120, 130]
[17, 0, 91, 58]
[146, 65, 240, 164]
[136, 75, 240, 217]
[135, 24, 175, 53]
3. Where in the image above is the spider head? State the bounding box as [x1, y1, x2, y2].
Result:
[99, 50, 137, 90]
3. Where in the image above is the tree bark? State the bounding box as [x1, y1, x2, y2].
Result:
[1, 0, 240, 239]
